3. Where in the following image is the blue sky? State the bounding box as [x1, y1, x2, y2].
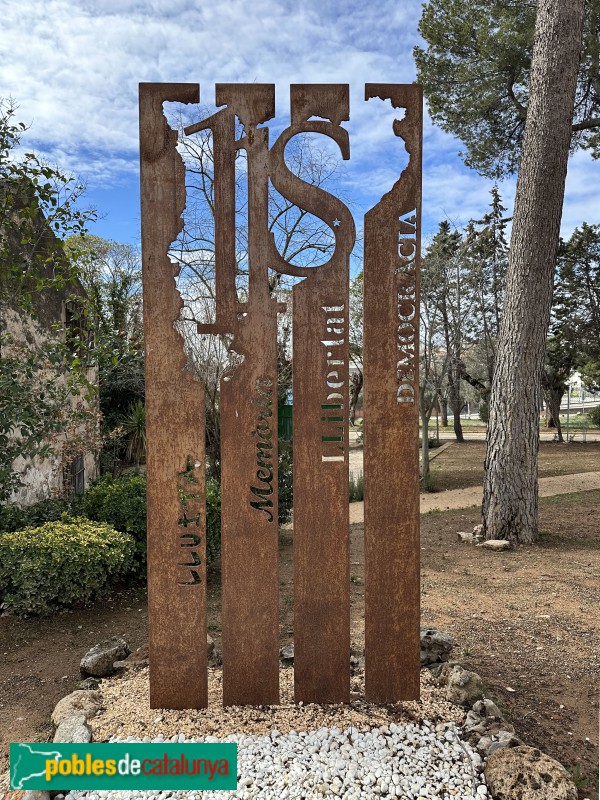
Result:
[2, 0, 598, 250]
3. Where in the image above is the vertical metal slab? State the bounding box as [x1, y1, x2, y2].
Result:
[139, 83, 208, 709]
[186, 85, 281, 706]
[270, 85, 356, 704]
[363, 84, 422, 702]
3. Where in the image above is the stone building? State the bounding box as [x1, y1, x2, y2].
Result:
[1, 180, 98, 505]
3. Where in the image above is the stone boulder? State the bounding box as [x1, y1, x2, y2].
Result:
[80, 637, 130, 677]
[280, 643, 294, 665]
[78, 677, 100, 690]
[445, 665, 484, 707]
[53, 715, 92, 743]
[51, 690, 102, 726]
[484, 745, 577, 799]
[206, 634, 215, 660]
[464, 698, 514, 739]
[477, 539, 511, 552]
[420, 628, 454, 666]
[114, 643, 148, 670]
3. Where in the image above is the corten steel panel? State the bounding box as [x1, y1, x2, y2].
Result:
[270, 85, 355, 704]
[139, 83, 208, 709]
[186, 85, 280, 706]
[363, 84, 422, 702]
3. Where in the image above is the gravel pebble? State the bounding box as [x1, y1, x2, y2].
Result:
[65, 723, 486, 799]
[69, 666, 487, 798]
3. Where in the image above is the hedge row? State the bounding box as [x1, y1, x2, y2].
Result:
[0, 518, 135, 616]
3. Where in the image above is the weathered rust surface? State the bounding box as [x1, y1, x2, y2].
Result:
[270, 85, 355, 704]
[186, 85, 280, 706]
[139, 83, 207, 709]
[363, 84, 422, 702]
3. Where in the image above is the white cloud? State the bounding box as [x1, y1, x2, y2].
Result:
[1, 0, 597, 242]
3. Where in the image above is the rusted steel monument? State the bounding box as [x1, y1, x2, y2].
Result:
[139, 82, 422, 709]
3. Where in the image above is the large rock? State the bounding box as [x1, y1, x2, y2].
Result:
[53, 714, 92, 743]
[477, 539, 511, 552]
[23, 792, 51, 800]
[445, 665, 485, 707]
[206, 634, 215, 659]
[80, 637, 130, 677]
[51, 690, 102, 725]
[280, 643, 294, 665]
[114, 643, 148, 670]
[420, 628, 454, 666]
[464, 698, 514, 740]
[464, 699, 521, 757]
[484, 745, 577, 799]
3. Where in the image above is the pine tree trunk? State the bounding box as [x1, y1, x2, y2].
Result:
[482, 0, 584, 544]
[440, 397, 448, 427]
[544, 387, 564, 441]
[420, 396, 430, 478]
[448, 371, 464, 442]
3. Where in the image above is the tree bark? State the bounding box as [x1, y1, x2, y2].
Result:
[349, 370, 363, 426]
[544, 387, 564, 441]
[439, 396, 448, 427]
[448, 370, 464, 442]
[482, 0, 584, 544]
[420, 396, 430, 479]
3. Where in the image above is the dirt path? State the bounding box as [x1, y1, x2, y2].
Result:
[349, 470, 600, 522]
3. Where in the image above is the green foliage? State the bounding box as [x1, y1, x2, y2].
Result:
[589, 404, 600, 427]
[414, 0, 600, 177]
[479, 401, 489, 424]
[278, 439, 293, 525]
[553, 223, 600, 392]
[567, 763, 588, 789]
[0, 99, 98, 502]
[205, 475, 222, 563]
[0, 334, 99, 503]
[1, 99, 93, 310]
[349, 471, 364, 503]
[64, 235, 144, 476]
[80, 471, 224, 568]
[78, 473, 147, 569]
[421, 471, 439, 493]
[123, 400, 146, 466]
[0, 496, 74, 533]
[0, 517, 135, 616]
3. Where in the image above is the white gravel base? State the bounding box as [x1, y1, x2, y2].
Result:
[63, 721, 488, 799]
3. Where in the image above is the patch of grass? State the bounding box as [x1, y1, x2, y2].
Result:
[349, 471, 364, 502]
[421, 472, 439, 493]
[350, 574, 363, 585]
[540, 489, 600, 506]
[568, 764, 588, 789]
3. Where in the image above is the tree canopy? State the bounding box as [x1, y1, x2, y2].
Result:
[414, 0, 600, 177]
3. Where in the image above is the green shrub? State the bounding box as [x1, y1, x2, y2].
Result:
[349, 471, 364, 502]
[0, 517, 135, 616]
[205, 476, 221, 563]
[278, 440, 293, 525]
[81, 471, 223, 568]
[479, 401, 489, 424]
[421, 471, 439, 493]
[589, 405, 600, 428]
[0, 497, 75, 533]
[79, 473, 147, 568]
